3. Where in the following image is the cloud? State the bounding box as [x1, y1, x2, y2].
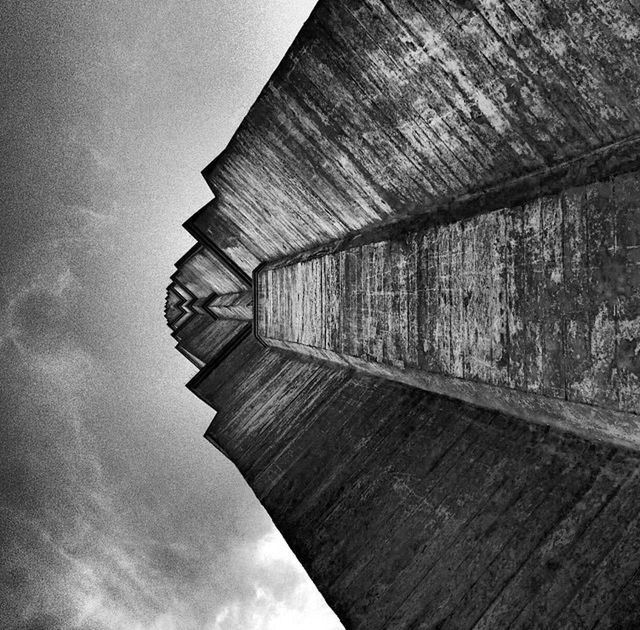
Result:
[207, 532, 341, 630]
[73, 206, 119, 227]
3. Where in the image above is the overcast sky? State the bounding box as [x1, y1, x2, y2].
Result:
[0, 1, 343, 628]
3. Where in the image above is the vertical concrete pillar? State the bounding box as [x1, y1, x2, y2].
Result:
[255, 171, 640, 448]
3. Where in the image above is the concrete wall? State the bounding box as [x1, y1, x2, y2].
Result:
[172, 244, 250, 300]
[256, 170, 640, 447]
[206, 291, 252, 321]
[164, 283, 184, 327]
[189, 0, 640, 276]
[167, 243, 253, 367]
[165, 282, 196, 331]
[197, 336, 640, 630]
[172, 314, 249, 367]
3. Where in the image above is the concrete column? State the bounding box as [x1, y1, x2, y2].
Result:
[255, 171, 640, 449]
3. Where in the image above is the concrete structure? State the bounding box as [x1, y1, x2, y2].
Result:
[255, 169, 640, 448]
[166, 1, 640, 627]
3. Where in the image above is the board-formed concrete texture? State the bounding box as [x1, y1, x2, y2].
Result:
[187, 0, 640, 276]
[198, 337, 640, 630]
[256, 169, 640, 447]
[165, 244, 252, 367]
[206, 291, 253, 321]
[165, 0, 640, 627]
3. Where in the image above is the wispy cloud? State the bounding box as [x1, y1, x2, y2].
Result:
[73, 206, 119, 227]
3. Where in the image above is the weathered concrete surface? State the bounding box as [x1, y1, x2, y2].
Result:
[173, 314, 249, 368]
[189, 0, 640, 276]
[164, 283, 184, 326]
[197, 335, 640, 630]
[171, 244, 250, 300]
[166, 244, 252, 367]
[206, 290, 253, 321]
[164, 282, 196, 332]
[256, 170, 640, 447]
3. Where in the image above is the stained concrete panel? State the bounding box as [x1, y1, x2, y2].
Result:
[256, 171, 640, 447]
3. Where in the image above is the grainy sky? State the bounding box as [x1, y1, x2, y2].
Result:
[0, 1, 343, 628]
